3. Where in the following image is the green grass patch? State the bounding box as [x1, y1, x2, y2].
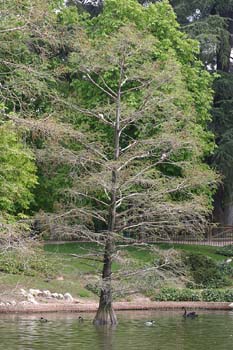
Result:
[0, 272, 95, 299]
[119, 245, 158, 264]
[156, 243, 226, 261]
[44, 242, 104, 274]
[44, 242, 159, 275]
[0, 242, 231, 302]
[44, 242, 102, 254]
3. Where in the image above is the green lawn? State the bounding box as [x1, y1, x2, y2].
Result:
[44, 241, 228, 261]
[44, 242, 159, 275]
[0, 242, 230, 301]
[156, 243, 227, 261]
[43, 242, 229, 278]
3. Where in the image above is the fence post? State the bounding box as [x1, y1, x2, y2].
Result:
[207, 225, 212, 245]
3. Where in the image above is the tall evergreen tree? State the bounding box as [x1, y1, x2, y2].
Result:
[167, 0, 233, 225]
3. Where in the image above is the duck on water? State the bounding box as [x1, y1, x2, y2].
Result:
[182, 307, 198, 318]
[144, 320, 156, 326]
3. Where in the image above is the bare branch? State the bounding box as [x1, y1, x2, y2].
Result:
[99, 74, 117, 98]
[66, 191, 109, 207]
[85, 72, 116, 99]
[117, 152, 150, 171]
[70, 253, 103, 262]
[120, 140, 138, 153]
[113, 261, 170, 279]
[54, 207, 107, 224]
[8, 114, 109, 162]
[0, 25, 27, 33]
[121, 80, 153, 95]
[120, 160, 163, 189]
[62, 100, 114, 127]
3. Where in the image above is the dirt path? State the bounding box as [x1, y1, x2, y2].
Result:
[0, 301, 231, 314]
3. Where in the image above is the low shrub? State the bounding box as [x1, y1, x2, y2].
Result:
[183, 253, 230, 288]
[85, 283, 100, 296]
[216, 245, 233, 257]
[201, 288, 233, 302]
[0, 249, 55, 277]
[218, 262, 233, 278]
[201, 289, 223, 302]
[153, 288, 233, 302]
[222, 289, 233, 302]
[153, 288, 201, 301]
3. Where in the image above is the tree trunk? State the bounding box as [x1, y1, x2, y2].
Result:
[93, 172, 118, 325]
[93, 68, 122, 325]
[93, 167, 118, 325]
[213, 187, 233, 226]
[93, 238, 117, 325]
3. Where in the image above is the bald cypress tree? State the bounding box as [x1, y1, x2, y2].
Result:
[50, 0, 216, 324]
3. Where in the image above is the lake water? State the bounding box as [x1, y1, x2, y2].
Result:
[1, 310, 233, 350]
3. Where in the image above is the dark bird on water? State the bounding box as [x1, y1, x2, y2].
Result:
[182, 307, 198, 318]
[39, 317, 48, 323]
[78, 316, 84, 322]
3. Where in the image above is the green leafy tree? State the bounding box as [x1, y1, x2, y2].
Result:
[0, 0, 75, 213]
[0, 114, 37, 217]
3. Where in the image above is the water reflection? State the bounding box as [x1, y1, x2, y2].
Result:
[95, 325, 116, 350]
[0, 311, 232, 350]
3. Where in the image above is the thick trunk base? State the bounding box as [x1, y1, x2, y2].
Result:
[93, 304, 117, 325]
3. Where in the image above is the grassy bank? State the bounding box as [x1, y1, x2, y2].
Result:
[157, 243, 226, 261]
[0, 242, 232, 302]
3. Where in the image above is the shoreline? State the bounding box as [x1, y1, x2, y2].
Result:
[0, 301, 231, 314]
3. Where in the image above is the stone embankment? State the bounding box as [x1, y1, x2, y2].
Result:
[0, 302, 231, 313]
[0, 288, 232, 313]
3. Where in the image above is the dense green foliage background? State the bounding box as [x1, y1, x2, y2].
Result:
[0, 0, 218, 238]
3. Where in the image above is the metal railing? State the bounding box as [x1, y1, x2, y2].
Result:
[152, 226, 233, 246]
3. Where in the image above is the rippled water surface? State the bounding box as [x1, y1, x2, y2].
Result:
[1, 310, 233, 350]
